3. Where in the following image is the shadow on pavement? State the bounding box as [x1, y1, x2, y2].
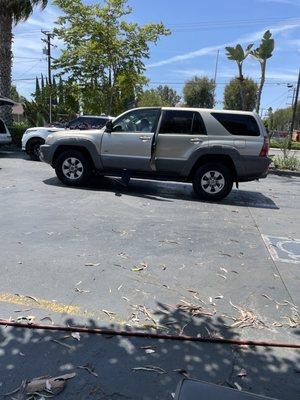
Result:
[43, 176, 279, 210]
[0, 304, 298, 399]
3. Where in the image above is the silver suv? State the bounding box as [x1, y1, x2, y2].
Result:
[40, 107, 271, 201]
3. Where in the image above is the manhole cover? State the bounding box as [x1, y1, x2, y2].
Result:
[262, 235, 300, 264]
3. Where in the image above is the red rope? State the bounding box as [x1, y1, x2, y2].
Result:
[0, 320, 299, 349]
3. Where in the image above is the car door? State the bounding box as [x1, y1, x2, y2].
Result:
[101, 108, 161, 171]
[154, 110, 208, 174]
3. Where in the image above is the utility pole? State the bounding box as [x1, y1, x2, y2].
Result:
[41, 30, 54, 124]
[213, 50, 220, 100]
[289, 69, 300, 148]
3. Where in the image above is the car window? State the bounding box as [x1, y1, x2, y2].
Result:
[0, 119, 6, 133]
[211, 113, 260, 136]
[113, 109, 160, 133]
[82, 117, 107, 129]
[159, 110, 206, 134]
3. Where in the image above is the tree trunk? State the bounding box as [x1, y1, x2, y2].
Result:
[238, 63, 245, 110]
[0, 12, 13, 125]
[256, 61, 266, 114]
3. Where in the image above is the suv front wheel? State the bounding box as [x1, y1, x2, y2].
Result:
[55, 150, 92, 186]
[193, 163, 233, 201]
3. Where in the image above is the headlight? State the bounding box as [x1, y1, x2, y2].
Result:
[46, 134, 54, 144]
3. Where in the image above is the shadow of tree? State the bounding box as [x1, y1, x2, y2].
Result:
[0, 303, 299, 399]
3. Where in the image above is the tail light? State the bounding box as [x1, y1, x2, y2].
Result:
[259, 136, 269, 157]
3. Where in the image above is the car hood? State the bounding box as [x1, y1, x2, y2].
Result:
[46, 128, 105, 144]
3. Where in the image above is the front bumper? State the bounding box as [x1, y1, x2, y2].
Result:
[40, 144, 55, 165]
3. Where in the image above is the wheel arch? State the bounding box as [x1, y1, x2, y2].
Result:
[188, 154, 238, 181]
[25, 136, 45, 153]
[52, 145, 96, 170]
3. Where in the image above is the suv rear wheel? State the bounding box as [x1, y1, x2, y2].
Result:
[193, 163, 233, 201]
[27, 138, 45, 161]
[55, 150, 92, 186]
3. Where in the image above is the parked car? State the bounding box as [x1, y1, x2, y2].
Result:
[0, 97, 15, 146]
[22, 115, 112, 160]
[40, 107, 271, 201]
[0, 118, 12, 146]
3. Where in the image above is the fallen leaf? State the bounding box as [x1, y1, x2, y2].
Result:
[50, 339, 75, 350]
[85, 262, 100, 267]
[132, 365, 166, 374]
[5, 372, 76, 397]
[40, 316, 53, 324]
[220, 267, 228, 273]
[131, 262, 148, 272]
[71, 332, 81, 341]
[77, 364, 98, 377]
[75, 287, 90, 293]
[237, 368, 247, 377]
[217, 273, 227, 280]
[102, 309, 116, 319]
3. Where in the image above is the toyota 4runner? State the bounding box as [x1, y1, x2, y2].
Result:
[40, 107, 271, 201]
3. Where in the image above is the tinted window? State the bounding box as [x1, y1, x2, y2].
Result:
[81, 117, 107, 129]
[0, 119, 6, 133]
[113, 109, 160, 133]
[159, 110, 206, 134]
[211, 113, 260, 136]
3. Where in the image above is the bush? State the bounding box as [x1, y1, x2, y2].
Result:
[273, 154, 300, 171]
[8, 122, 31, 147]
[270, 139, 300, 150]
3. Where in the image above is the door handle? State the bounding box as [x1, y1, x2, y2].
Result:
[139, 136, 151, 141]
[190, 137, 202, 143]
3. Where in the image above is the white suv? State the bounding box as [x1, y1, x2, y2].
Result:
[22, 115, 112, 160]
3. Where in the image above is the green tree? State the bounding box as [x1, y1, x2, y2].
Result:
[137, 89, 162, 107]
[53, 0, 170, 116]
[0, 0, 48, 124]
[10, 85, 26, 103]
[225, 43, 253, 110]
[183, 76, 215, 108]
[156, 85, 180, 106]
[251, 30, 275, 114]
[224, 77, 257, 111]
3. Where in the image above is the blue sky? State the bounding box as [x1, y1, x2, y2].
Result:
[12, 0, 300, 115]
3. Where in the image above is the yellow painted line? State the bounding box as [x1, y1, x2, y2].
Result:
[0, 293, 126, 325]
[0, 292, 95, 318]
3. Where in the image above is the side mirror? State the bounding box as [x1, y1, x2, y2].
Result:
[105, 120, 113, 132]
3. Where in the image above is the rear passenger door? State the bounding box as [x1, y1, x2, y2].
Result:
[154, 110, 208, 174]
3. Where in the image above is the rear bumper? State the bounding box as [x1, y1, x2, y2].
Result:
[237, 156, 272, 182]
[0, 135, 12, 145]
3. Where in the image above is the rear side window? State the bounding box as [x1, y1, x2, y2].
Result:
[159, 110, 206, 135]
[0, 119, 6, 133]
[211, 113, 260, 136]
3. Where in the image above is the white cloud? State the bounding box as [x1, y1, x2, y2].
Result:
[259, 0, 300, 5]
[147, 18, 300, 68]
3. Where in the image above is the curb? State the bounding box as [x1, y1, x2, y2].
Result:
[268, 168, 300, 178]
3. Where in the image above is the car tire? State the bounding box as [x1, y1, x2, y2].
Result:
[193, 163, 233, 201]
[55, 150, 92, 186]
[28, 138, 45, 161]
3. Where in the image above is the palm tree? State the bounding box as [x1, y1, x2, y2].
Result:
[251, 30, 274, 114]
[225, 43, 253, 110]
[0, 0, 48, 124]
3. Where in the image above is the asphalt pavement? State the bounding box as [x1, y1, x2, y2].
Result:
[0, 150, 299, 399]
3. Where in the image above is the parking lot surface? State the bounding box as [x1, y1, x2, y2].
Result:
[0, 151, 299, 399]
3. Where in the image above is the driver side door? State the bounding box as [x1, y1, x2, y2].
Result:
[101, 108, 160, 171]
